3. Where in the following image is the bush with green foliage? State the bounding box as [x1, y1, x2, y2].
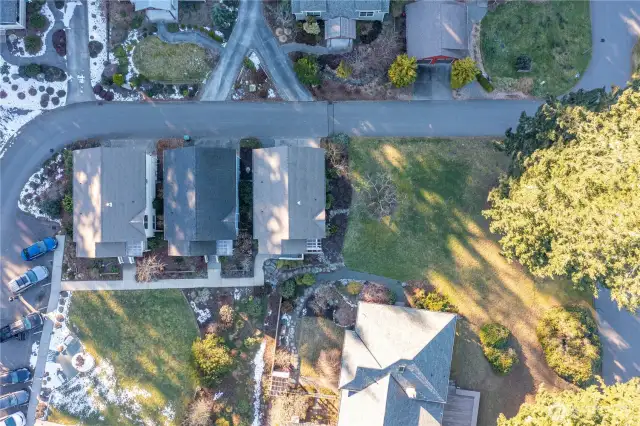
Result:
[294, 56, 320, 86]
[212, 3, 237, 29]
[303, 16, 320, 35]
[479, 323, 518, 375]
[214, 418, 230, 426]
[451, 57, 478, 89]
[280, 279, 296, 299]
[332, 133, 350, 145]
[388, 54, 417, 88]
[411, 288, 456, 313]
[240, 137, 262, 149]
[295, 273, 315, 286]
[131, 14, 144, 29]
[29, 13, 47, 30]
[22, 63, 42, 78]
[537, 306, 601, 387]
[240, 296, 263, 319]
[243, 336, 262, 349]
[41, 198, 62, 219]
[345, 281, 363, 296]
[336, 61, 352, 79]
[88, 40, 103, 59]
[514, 54, 532, 72]
[498, 378, 640, 426]
[24, 35, 43, 55]
[484, 84, 640, 311]
[476, 73, 494, 92]
[112, 73, 125, 86]
[275, 259, 303, 270]
[243, 56, 256, 71]
[62, 194, 73, 213]
[167, 23, 179, 33]
[192, 334, 234, 386]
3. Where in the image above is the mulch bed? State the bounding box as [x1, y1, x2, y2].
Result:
[62, 239, 123, 281]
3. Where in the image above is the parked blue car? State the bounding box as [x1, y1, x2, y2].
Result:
[20, 237, 58, 261]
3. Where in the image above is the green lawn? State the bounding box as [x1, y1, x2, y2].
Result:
[51, 290, 198, 425]
[343, 138, 592, 425]
[480, 1, 591, 96]
[132, 36, 214, 83]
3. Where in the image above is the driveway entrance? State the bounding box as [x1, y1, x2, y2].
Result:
[414, 64, 454, 100]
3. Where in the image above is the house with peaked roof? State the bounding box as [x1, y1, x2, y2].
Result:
[0, 0, 26, 34]
[163, 147, 238, 258]
[338, 302, 480, 426]
[292, 0, 389, 21]
[406, 0, 468, 64]
[252, 146, 325, 258]
[73, 147, 157, 264]
[126, 0, 203, 23]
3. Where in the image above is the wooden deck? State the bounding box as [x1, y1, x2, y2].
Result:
[442, 385, 481, 426]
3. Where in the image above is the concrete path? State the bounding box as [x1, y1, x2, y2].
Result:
[595, 287, 640, 385]
[574, 1, 640, 91]
[65, 0, 93, 103]
[26, 235, 65, 426]
[157, 22, 222, 52]
[316, 267, 407, 303]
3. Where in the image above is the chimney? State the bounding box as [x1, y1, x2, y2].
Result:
[406, 387, 417, 399]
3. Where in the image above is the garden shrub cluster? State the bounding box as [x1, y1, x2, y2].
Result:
[294, 56, 320, 86]
[24, 35, 43, 55]
[112, 44, 130, 76]
[479, 323, 518, 375]
[345, 281, 363, 296]
[410, 288, 457, 313]
[280, 274, 316, 299]
[536, 306, 601, 387]
[53, 30, 66, 56]
[451, 57, 479, 89]
[192, 334, 234, 386]
[18, 63, 67, 82]
[388, 54, 417, 88]
[88, 40, 104, 59]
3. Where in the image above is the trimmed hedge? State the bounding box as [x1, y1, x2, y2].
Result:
[476, 73, 494, 93]
[537, 306, 601, 387]
[479, 323, 518, 375]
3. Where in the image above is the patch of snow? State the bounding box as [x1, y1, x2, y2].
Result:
[250, 340, 266, 426]
[215, 30, 224, 38]
[44, 362, 66, 389]
[0, 108, 42, 159]
[213, 391, 224, 401]
[161, 403, 175, 424]
[248, 51, 261, 70]
[267, 88, 276, 99]
[0, 62, 69, 111]
[190, 301, 212, 323]
[13, 2, 55, 57]
[62, 1, 81, 28]
[88, 0, 108, 86]
[30, 342, 39, 369]
[18, 153, 64, 222]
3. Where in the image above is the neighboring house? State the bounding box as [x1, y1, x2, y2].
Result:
[127, 0, 203, 23]
[292, 0, 389, 21]
[252, 146, 325, 259]
[338, 302, 480, 426]
[0, 0, 26, 34]
[406, 0, 468, 64]
[163, 147, 238, 258]
[73, 147, 157, 264]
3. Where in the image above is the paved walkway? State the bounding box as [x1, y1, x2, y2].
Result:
[26, 235, 65, 426]
[157, 23, 222, 52]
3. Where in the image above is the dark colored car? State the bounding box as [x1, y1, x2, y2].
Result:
[0, 368, 31, 386]
[0, 312, 44, 343]
[20, 237, 58, 261]
[0, 390, 29, 410]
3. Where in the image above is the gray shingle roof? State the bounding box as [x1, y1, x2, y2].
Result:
[131, 0, 176, 12]
[338, 302, 457, 426]
[292, 0, 389, 19]
[73, 147, 148, 258]
[163, 147, 237, 256]
[406, 0, 467, 60]
[325, 17, 356, 39]
[0, 0, 19, 25]
[252, 147, 326, 255]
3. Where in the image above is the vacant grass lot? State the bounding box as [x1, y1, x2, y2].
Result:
[343, 138, 592, 425]
[133, 36, 214, 83]
[56, 290, 198, 425]
[480, 1, 591, 96]
[298, 317, 345, 394]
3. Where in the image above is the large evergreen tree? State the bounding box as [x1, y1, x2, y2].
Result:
[484, 84, 640, 310]
[497, 378, 640, 425]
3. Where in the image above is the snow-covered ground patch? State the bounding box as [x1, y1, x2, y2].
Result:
[268, 88, 276, 99]
[248, 51, 261, 70]
[11, 2, 55, 57]
[62, 0, 81, 28]
[189, 300, 212, 324]
[251, 340, 266, 426]
[17, 152, 64, 222]
[88, 0, 108, 86]
[30, 342, 40, 369]
[0, 108, 42, 159]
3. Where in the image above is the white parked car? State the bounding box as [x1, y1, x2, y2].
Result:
[0, 412, 26, 426]
[8, 266, 49, 301]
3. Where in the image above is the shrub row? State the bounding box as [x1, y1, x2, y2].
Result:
[18, 64, 67, 82]
[479, 323, 518, 375]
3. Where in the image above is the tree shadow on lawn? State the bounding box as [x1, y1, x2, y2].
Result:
[68, 290, 198, 424]
[343, 138, 591, 425]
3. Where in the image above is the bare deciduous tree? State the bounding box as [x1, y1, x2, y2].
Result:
[182, 397, 213, 426]
[371, 26, 401, 67]
[321, 140, 348, 173]
[136, 255, 166, 282]
[235, 231, 253, 256]
[348, 48, 368, 77]
[360, 173, 399, 220]
[318, 348, 342, 384]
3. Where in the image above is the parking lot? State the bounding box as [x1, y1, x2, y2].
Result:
[1, 211, 58, 420]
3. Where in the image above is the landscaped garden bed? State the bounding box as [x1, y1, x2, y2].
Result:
[62, 239, 123, 281]
[5, 0, 54, 57]
[342, 137, 593, 425]
[231, 52, 280, 101]
[137, 235, 208, 281]
[48, 290, 199, 425]
[480, 1, 591, 96]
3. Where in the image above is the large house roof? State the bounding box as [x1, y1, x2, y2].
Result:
[163, 147, 237, 256]
[252, 146, 325, 255]
[406, 0, 467, 60]
[0, 0, 19, 25]
[73, 147, 147, 258]
[292, 0, 390, 19]
[338, 302, 457, 426]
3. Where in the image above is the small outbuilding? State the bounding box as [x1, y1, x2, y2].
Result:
[325, 17, 357, 50]
[406, 0, 468, 64]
